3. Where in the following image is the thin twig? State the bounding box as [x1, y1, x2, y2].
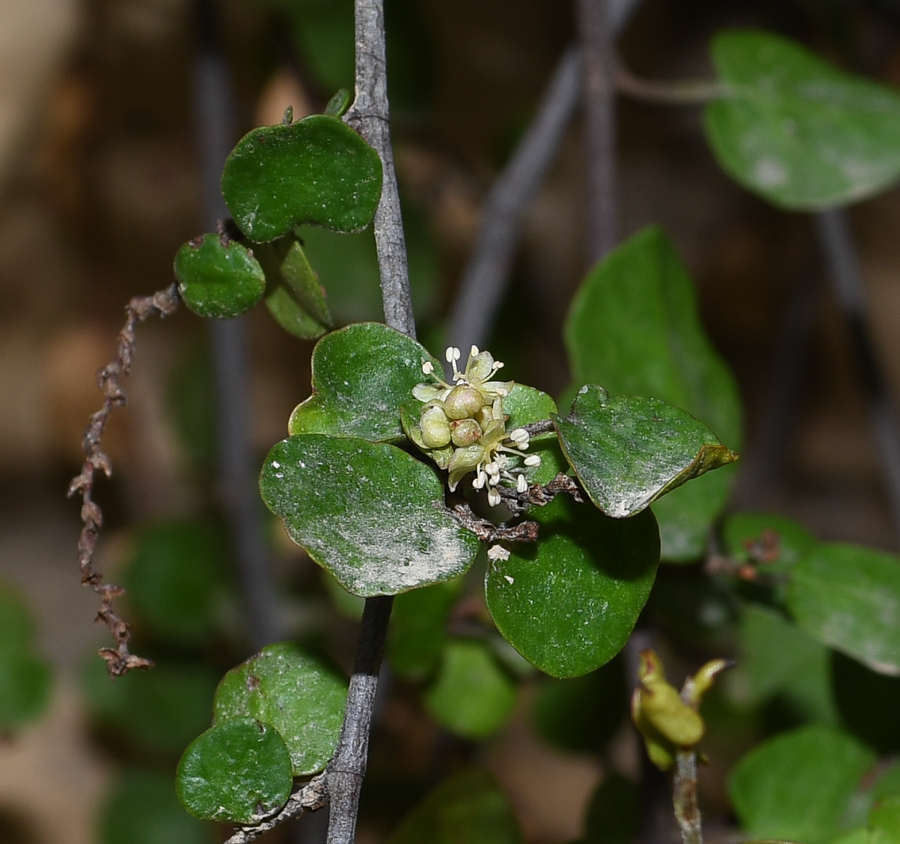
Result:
[67, 284, 180, 676]
[577, 0, 618, 262]
[223, 775, 328, 844]
[343, 0, 415, 339]
[673, 750, 702, 844]
[616, 64, 722, 105]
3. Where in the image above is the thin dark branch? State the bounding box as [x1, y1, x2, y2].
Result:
[577, 0, 618, 262]
[673, 750, 702, 844]
[223, 775, 328, 844]
[616, 64, 722, 105]
[447, 47, 583, 352]
[343, 0, 415, 338]
[67, 284, 180, 676]
[815, 208, 900, 545]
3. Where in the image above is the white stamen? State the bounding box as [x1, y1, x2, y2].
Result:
[422, 361, 434, 375]
[472, 472, 485, 489]
[488, 488, 501, 507]
[470, 345, 479, 358]
[517, 474, 528, 493]
[445, 346, 460, 363]
[524, 455, 541, 467]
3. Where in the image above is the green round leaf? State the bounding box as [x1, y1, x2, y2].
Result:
[213, 642, 347, 776]
[99, 769, 211, 844]
[554, 386, 737, 518]
[0, 650, 52, 730]
[82, 657, 218, 755]
[174, 234, 266, 319]
[176, 718, 292, 824]
[485, 496, 659, 678]
[723, 513, 817, 573]
[704, 29, 900, 209]
[387, 769, 523, 844]
[424, 639, 518, 739]
[123, 519, 230, 645]
[388, 579, 462, 680]
[564, 226, 741, 560]
[728, 725, 876, 844]
[786, 542, 900, 676]
[222, 114, 382, 242]
[288, 322, 442, 442]
[260, 434, 480, 596]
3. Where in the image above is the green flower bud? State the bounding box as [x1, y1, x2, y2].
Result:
[450, 418, 483, 447]
[443, 385, 485, 420]
[420, 405, 451, 448]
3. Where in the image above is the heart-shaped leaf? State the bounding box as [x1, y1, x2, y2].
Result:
[485, 496, 659, 678]
[705, 29, 900, 209]
[213, 642, 347, 776]
[260, 434, 480, 596]
[222, 114, 382, 242]
[288, 322, 441, 442]
[787, 542, 900, 676]
[424, 639, 518, 739]
[565, 227, 741, 560]
[256, 235, 332, 339]
[174, 233, 266, 319]
[728, 725, 875, 844]
[176, 718, 292, 824]
[554, 385, 737, 519]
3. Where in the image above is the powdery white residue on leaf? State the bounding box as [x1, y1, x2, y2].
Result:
[752, 157, 788, 187]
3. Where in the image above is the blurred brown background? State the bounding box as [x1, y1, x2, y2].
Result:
[3, 0, 900, 842]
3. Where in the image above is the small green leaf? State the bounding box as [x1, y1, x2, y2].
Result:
[734, 603, 837, 724]
[222, 114, 382, 242]
[728, 725, 876, 844]
[704, 29, 900, 209]
[325, 88, 351, 117]
[99, 769, 211, 844]
[554, 386, 737, 518]
[387, 768, 523, 844]
[787, 543, 900, 676]
[288, 322, 441, 442]
[0, 650, 52, 730]
[176, 718, 293, 824]
[388, 580, 462, 680]
[256, 235, 332, 339]
[174, 234, 266, 319]
[260, 434, 480, 596]
[485, 496, 659, 678]
[723, 513, 817, 574]
[424, 639, 518, 739]
[213, 642, 347, 776]
[564, 226, 741, 560]
[123, 519, 230, 646]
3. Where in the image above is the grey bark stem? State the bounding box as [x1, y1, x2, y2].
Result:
[577, 0, 618, 263]
[326, 1, 413, 842]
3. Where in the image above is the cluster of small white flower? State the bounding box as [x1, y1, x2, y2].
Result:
[409, 345, 541, 506]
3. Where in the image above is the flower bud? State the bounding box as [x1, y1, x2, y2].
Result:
[443, 385, 485, 420]
[450, 418, 483, 447]
[420, 405, 451, 448]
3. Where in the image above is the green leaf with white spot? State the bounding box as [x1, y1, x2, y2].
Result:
[704, 29, 900, 209]
[174, 234, 266, 319]
[222, 114, 382, 242]
[288, 322, 441, 442]
[485, 496, 659, 678]
[260, 434, 480, 596]
[787, 542, 900, 676]
[554, 386, 736, 519]
[564, 227, 741, 560]
[176, 718, 292, 824]
[213, 642, 347, 776]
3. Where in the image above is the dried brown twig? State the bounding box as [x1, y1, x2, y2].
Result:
[222, 775, 328, 844]
[67, 283, 180, 677]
